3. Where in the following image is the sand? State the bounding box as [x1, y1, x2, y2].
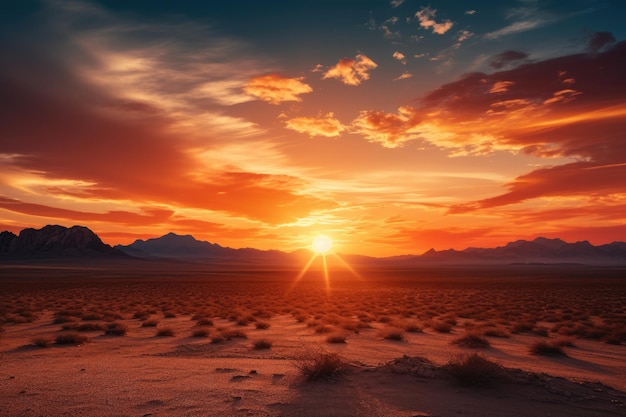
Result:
[1, 264, 625, 416]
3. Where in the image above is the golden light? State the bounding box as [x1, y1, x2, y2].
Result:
[312, 234, 333, 254]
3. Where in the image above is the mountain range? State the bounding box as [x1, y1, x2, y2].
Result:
[1, 225, 626, 266]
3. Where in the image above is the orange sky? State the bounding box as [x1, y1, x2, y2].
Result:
[1, 1, 625, 256]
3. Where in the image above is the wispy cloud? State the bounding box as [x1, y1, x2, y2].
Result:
[484, 19, 544, 39]
[244, 74, 312, 104]
[392, 51, 407, 64]
[322, 54, 378, 86]
[393, 72, 412, 81]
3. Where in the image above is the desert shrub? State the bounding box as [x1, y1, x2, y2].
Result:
[511, 321, 534, 334]
[197, 318, 214, 327]
[211, 335, 225, 344]
[431, 321, 453, 333]
[378, 315, 393, 323]
[141, 319, 159, 327]
[314, 324, 333, 334]
[326, 333, 347, 344]
[31, 335, 54, 347]
[81, 313, 103, 321]
[529, 340, 567, 356]
[156, 327, 176, 337]
[191, 328, 210, 337]
[295, 351, 349, 381]
[163, 311, 176, 319]
[404, 322, 423, 333]
[53, 315, 78, 324]
[452, 332, 491, 349]
[252, 339, 273, 350]
[76, 322, 104, 332]
[255, 321, 270, 330]
[445, 354, 506, 387]
[55, 331, 90, 345]
[105, 321, 128, 336]
[380, 328, 405, 341]
[553, 337, 576, 347]
[220, 328, 248, 339]
[483, 327, 510, 338]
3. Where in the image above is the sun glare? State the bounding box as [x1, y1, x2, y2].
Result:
[312, 234, 333, 254]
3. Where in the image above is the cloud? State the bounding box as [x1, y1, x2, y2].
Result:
[390, 0, 405, 7]
[457, 30, 473, 43]
[350, 106, 423, 148]
[489, 50, 528, 69]
[465, 10, 476, 15]
[322, 54, 378, 86]
[243, 74, 313, 104]
[392, 51, 406, 64]
[393, 72, 412, 81]
[415, 7, 454, 35]
[587, 31, 616, 53]
[484, 19, 543, 39]
[285, 113, 346, 137]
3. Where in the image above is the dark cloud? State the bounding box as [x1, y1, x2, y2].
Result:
[587, 31, 616, 53]
[489, 50, 529, 69]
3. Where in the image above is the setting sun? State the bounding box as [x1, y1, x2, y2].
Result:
[311, 235, 333, 254]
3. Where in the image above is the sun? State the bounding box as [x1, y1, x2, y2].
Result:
[312, 234, 333, 254]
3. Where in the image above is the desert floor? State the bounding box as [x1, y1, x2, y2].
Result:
[1, 263, 625, 416]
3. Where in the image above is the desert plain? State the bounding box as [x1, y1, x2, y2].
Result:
[1, 262, 626, 417]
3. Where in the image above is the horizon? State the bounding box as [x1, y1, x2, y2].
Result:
[1, 1, 626, 257]
[2, 223, 625, 259]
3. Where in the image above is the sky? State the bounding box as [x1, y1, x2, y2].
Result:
[1, 0, 625, 257]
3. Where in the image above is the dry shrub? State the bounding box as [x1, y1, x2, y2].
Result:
[445, 354, 506, 387]
[314, 324, 333, 334]
[431, 321, 453, 333]
[76, 322, 104, 332]
[529, 340, 567, 356]
[197, 318, 214, 327]
[482, 327, 510, 338]
[211, 335, 225, 344]
[220, 328, 248, 339]
[253, 339, 273, 350]
[380, 327, 405, 341]
[141, 319, 159, 327]
[295, 351, 349, 381]
[105, 321, 128, 336]
[404, 321, 423, 333]
[326, 333, 347, 344]
[255, 321, 270, 330]
[55, 331, 90, 345]
[191, 328, 210, 338]
[156, 327, 176, 337]
[452, 332, 491, 349]
[32, 335, 54, 347]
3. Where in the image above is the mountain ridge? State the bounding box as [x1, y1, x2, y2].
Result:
[1, 225, 626, 265]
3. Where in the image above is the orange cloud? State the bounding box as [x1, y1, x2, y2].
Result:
[322, 54, 377, 86]
[416, 7, 454, 35]
[393, 72, 413, 81]
[243, 74, 312, 104]
[285, 113, 345, 137]
[350, 106, 422, 148]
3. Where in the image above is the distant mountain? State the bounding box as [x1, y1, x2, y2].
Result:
[2, 225, 625, 266]
[410, 237, 626, 265]
[0, 225, 123, 259]
[116, 232, 308, 265]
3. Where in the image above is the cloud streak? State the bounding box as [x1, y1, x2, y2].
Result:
[244, 74, 313, 104]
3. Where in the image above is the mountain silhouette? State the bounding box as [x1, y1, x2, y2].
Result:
[0, 225, 122, 259]
[1, 225, 625, 265]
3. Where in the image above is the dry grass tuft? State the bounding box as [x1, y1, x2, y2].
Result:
[31, 335, 54, 347]
[452, 332, 491, 349]
[326, 333, 347, 344]
[191, 328, 210, 338]
[444, 354, 506, 387]
[252, 339, 273, 350]
[529, 340, 568, 356]
[104, 321, 128, 336]
[255, 321, 270, 330]
[141, 319, 159, 327]
[295, 351, 349, 381]
[155, 327, 176, 337]
[55, 331, 90, 345]
[380, 328, 405, 341]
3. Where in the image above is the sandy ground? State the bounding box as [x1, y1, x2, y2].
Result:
[1, 312, 625, 417]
